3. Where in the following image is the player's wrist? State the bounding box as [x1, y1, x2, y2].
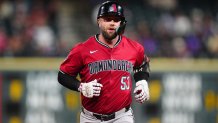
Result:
[136, 80, 148, 87]
[78, 83, 83, 92]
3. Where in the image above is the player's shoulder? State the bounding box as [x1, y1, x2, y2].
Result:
[69, 42, 83, 52]
[82, 36, 96, 46]
[71, 36, 95, 50]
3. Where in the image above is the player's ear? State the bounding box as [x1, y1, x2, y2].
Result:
[97, 19, 100, 27]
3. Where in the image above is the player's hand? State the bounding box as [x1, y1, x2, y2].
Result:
[134, 80, 149, 103]
[78, 79, 103, 98]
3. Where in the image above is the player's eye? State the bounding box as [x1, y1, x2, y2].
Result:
[104, 17, 121, 22]
[113, 18, 121, 22]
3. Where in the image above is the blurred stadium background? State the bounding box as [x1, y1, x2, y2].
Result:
[0, 0, 218, 123]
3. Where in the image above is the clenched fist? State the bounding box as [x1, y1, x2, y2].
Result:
[134, 80, 149, 103]
[78, 79, 103, 98]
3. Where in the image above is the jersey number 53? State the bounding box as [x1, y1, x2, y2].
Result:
[121, 76, 130, 90]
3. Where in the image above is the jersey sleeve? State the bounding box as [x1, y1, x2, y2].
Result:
[60, 44, 83, 76]
[135, 44, 150, 68]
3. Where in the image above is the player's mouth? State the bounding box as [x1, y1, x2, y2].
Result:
[108, 28, 115, 33]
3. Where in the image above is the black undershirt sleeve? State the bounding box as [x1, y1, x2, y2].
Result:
[58, 71, 81, 92]
[133, 62, 150, 82]
[133, 71, 149, 82]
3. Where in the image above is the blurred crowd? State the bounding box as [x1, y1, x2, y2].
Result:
[0, 0, 218, 58]
[124, 0, 218, 58]
[0, 0, 61, 57]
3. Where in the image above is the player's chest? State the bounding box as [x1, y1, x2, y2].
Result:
[83, 46, 137, 65]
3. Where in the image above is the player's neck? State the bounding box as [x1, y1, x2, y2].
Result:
[98, 34, 119, 48]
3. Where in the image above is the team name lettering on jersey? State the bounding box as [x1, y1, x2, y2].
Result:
[88, 60, 133, 74]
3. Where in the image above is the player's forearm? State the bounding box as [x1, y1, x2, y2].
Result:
[133, 62, 150, 82]
[134, 71, 149, 82]
[58, 71, 80, 92]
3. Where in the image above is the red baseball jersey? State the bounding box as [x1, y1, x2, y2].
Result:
[60, 35, 148, 114]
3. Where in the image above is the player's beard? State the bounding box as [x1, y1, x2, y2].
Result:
[102, 30, 117, 41]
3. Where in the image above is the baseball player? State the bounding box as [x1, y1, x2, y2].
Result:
[58, 1, 150, 123]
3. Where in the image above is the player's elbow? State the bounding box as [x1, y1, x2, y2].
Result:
[57, 71, 65, 85]
[57, 71, 81, 92]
